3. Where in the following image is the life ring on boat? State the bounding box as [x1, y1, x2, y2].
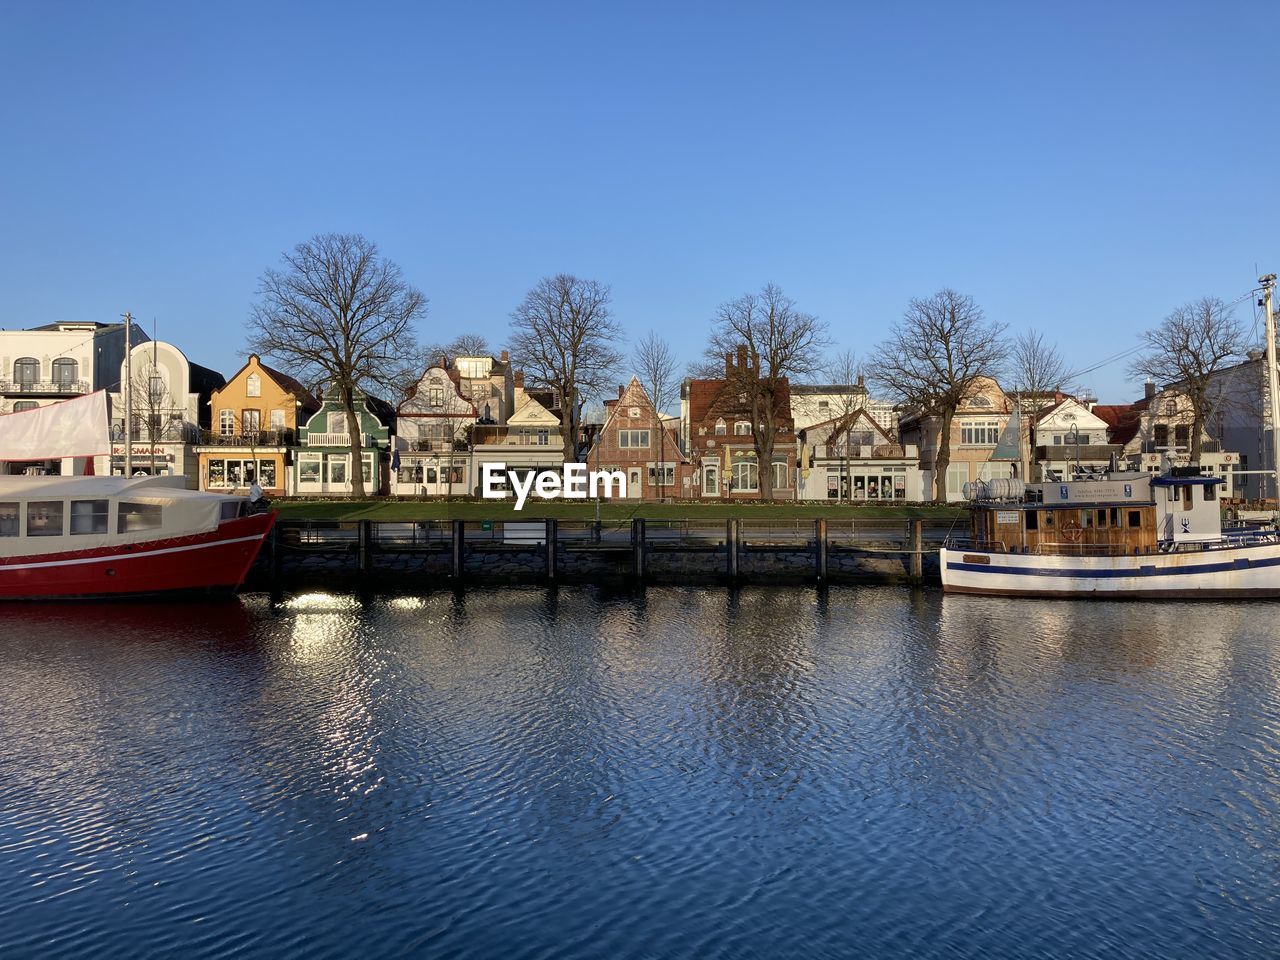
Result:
[1061, 520, 1083, 543]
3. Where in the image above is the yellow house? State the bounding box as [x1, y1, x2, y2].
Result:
[193, 355, 320, 496]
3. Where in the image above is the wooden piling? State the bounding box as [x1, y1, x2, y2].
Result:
[546, 519, 557, 581]
[815, 518, 827, 582]
[451, 519, 464, 579]
[910, 520, 923, 580]
[358, 520, 372, 576]
[727, 519, 739, 580]
[632, 518, 646, 580]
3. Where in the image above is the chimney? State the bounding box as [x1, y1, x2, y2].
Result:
[441, 355, 448, 369]
[1144, 378, 1155, 400]
[514, 371, 524, 388]
[856, 374, 865, 388]
[736, 345, 748, 372]
[725, 352, 734, 377]
[500, 350, 509, 362]
[618, 384, 625, 399]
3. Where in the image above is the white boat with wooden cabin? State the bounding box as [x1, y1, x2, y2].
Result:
[940, 470, 1280, 598]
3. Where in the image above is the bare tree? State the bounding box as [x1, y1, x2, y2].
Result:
[1010, 330, 1068, 398]
[820, 348, 864, 503]
[508, 274, 624, 456]
[634, 331, 678, 500]
[448, 333, 491, 357]
[703, 283, 827, 500]
[246, 233, 426, 497]
[1128, 296, 1246, 462]
[870, 289, 1007, 501]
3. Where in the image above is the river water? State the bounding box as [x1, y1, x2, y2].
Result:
[1, 587, 1278, 959]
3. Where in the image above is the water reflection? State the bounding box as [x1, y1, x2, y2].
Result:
[1, 588, 1278, 959]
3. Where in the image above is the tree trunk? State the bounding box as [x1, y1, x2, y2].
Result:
[757, 428, 775, 501]
[933, 409, 955, 502]
[341, 385, 366, 498]
[1191, 411, 1204, 464]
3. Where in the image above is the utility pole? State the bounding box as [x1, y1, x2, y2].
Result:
[122, 311, 133, 477]
[1261, 274, 1279, 503]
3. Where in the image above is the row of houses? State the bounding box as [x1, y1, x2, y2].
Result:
[0, 320, 1272, 501]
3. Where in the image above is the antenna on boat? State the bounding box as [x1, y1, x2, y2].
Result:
[122, 311, 133, 478]
[1261, 273, 1279, 506]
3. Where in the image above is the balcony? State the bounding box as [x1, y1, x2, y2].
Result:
[0, 379, 90, 396]
[410, 438, 466, 453]
[1034, 443, 1124, 462]
[200, 428, 297, 447]
[306, 432, 374, 447]
[1140, 439, 1220, 454]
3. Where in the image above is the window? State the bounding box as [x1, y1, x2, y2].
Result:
[945, 464, 969, 500]
[208, 459, 226, 485]
[13, 358, 38, 387]
[1096, 509, 1107, 527]
[0, 502, 18, 536]
[361, 453, 373, 484]
[1128, 510, 1141, 528]
[270, 409, 285, 431]
[27, 501, 63, 536]
[629, 407, 641, 418]
[1174, 424, 1190, 448]
[619, 430, 650, 448]
[299, 454, 322, 484]
[714, 419, 726, 436]
[702, 466, 719, 495]
[246, 373, 261, 397]
[327, 412, 346, 434]
[1153, 424, 1169, 447]
[425, 466, 438, 483]
[455, 358, 489, 379]
[772, 460, 788, 489]
[732, 459, 758, 492]
[70, 499, 109, 535]
[118, 502, 162, 533]
[817, 400, 830, 413]
[13, 401, 37, 413]
[399, 462, 424, 484]
[259, 460, 277, 487]
[850, 429, 875, 448]
[648, 464, 675, 485]
[961, 421, 1001, 445]
[242, 409, 261, 435]
[1026, 511, 1038, 531]
[1203, 483, 1215, 502]
[536, 428, 549, 446]
[329, 457, 347, 485]
[1165, 400, 1178, 416]
[219, 410, 236, 436]
[148, 375, 165, 403]
[734, 421, 752, 436]
[1043, 511, 1055, 528]
[427, 386, 445, 407]
[52, 358, 77, 386]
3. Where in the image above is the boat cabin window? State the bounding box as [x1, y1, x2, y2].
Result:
[70, 499, 109, 535]
[1082, 511, 1093, 529]
[1110, 508, 1120, 527]
[1042, 511, 1054, 528]
[220, 502, 242, 521]
[1203, 484, 1215, 502]
[1026, 511, 1038, 531]
[118, 502, 163, 533]
[1128, 510, 1141, 528]
[1182, 487, 1193, 510]
[1096, 509, 1108, 527]
[27, 501, 64, 537]
[0, 502, 17, 536]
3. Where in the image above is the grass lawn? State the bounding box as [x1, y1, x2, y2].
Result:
[272, 498, 968, 522]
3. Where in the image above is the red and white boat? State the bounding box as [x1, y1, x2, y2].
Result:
[0, 475, 273, 599]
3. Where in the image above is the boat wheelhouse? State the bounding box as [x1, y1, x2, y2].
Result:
[0, 474, 273, 599]
[941, 469, 1280, 598]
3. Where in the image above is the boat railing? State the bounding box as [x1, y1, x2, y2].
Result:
[946, 533, 1280, 557]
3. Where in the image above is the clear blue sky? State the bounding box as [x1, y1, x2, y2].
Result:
[1, 0, 1275, 402]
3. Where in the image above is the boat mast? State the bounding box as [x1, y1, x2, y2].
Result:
[123, 311, 133, 477]
[1262, 274, 1280, 502]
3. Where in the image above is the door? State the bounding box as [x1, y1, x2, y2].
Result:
[702, 465, 718, 497]
[628, 468, 642, 498]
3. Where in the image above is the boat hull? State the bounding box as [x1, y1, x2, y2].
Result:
[940, 540, 1280, 598]
[0, 512, 275, 600]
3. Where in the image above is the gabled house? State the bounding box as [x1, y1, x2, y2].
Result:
[898, 376, 1015, 502]
[193, 354, 320, 497]
[393, 361, 477, 496]
[796, 408, 923, 501]
[469, 374, 566, 496]
[107, 340, 225, 487]
[1029, 396, 1122, 481]
[292, 386, 395, 496]
[586, 377, 693, 499]
[451, 352, 516, 425]
[681, 349, 797, 500]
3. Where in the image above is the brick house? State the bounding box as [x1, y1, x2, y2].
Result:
[680, 349, 797, 500]
[586, 377, 692, 499]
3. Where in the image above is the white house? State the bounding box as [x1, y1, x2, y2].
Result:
[796, 408, 924, 501]
[0, 319, 145, 476]
[1029, 396, 1124, 481]
[469, 378, 566, 496]
[393, 363, 477, 496]
[106, 341, 225, 486]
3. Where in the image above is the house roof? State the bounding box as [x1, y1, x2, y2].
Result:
[257, 362, 322, 415]
[1092, 399, 1149, 446]
[801, 408, 893, 446]
[685, 377, 794, 429]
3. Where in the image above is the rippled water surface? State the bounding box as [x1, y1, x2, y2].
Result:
[2, 587, 1279, 959]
